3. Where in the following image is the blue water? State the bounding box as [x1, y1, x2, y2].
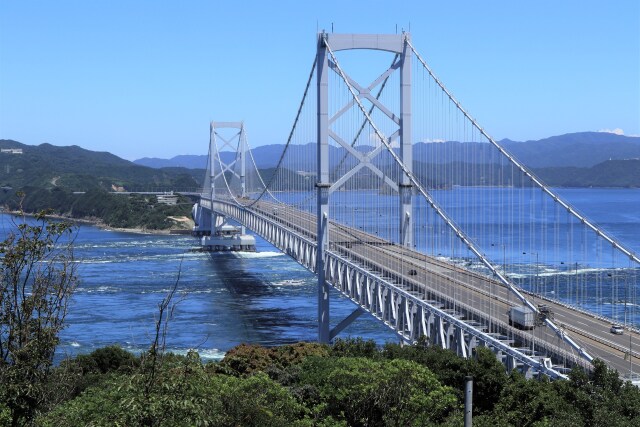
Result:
[50, 230, 397, 361]
[0, 187, 638, 362]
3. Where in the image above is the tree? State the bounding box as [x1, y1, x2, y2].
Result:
[39, 353, 314, 427]
[298, 356, 459, 426]
[0, 211, 78, 426]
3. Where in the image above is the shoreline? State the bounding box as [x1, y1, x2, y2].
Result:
[1, 209, 190, 236]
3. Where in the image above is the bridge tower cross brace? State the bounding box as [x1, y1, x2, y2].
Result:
[209, 121, 247, 234]
[316, 32, 413, 343]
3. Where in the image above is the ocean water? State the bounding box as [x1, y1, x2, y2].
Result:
[52, 229, 399, 362]
[0, 187, 637, 362]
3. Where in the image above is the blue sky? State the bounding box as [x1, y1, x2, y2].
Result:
[1, 0, 638, 160]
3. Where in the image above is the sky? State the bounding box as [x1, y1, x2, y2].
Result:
[0, 0, 638, 161]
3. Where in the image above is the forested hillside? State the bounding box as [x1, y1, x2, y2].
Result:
[0, 139, 200, 191]
[0, 140, 200, 229]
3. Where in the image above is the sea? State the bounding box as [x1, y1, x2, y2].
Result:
[0, 188, 638, 363]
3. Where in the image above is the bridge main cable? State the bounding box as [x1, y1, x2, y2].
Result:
[240, 56, 318, 208]
[406, 38, 640, 267]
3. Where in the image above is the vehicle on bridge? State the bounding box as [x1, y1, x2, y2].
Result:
[508, 306, 536, 330]
[610, 324, 624, 335]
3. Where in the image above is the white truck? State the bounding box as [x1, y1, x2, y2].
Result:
[508, 305, 535, 330]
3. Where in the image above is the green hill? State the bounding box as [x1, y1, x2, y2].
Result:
[0, 140, 202, 230]
[0, 139, 201, 191]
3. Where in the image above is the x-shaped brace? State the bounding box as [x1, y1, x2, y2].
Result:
[327, 58, 402, 194]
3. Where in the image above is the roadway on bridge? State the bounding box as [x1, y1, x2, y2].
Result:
[234, 198, 639, 376]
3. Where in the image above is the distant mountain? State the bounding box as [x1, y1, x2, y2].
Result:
[534, 159, 640, 188]
[134, 144, 309, 170]
[0, 139, 200, 192]
[135, 154, 209, 169]
[501, 132, 640, 168]
[134, 132, 640, 171]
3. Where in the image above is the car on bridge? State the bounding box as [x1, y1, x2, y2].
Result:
[610, 324, 624, 335]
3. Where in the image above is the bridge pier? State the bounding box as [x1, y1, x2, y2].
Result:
[191, 122, 256, 252]
[317, 33, 331, 343]
[316, 32, 415, 342]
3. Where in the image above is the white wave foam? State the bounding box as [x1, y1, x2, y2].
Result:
[140, 288, 178, 294]
[521, 266, 621, 278]
[77, 259, 116, 264]
[77, 251, 208, 265]
[124, 347, 226, 361]
[273, 279, 308, 287]
[192, 348, 226, 361]
[82, 286, 120, 293]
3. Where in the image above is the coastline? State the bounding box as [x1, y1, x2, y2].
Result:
[1, 209, 189, 236]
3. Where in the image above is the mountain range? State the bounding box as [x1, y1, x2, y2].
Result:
[0, 132, 638, 192]
[134, 132, 640, 170]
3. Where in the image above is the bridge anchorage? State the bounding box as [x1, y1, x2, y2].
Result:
[195, 32, 640, 381]
[192, 121, 256, 252]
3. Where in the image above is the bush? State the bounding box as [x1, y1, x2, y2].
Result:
[216, 342, 329, 377]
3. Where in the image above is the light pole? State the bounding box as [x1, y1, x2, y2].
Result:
[626, 273, 633, 377]
[610, 271, 633, 377]
[489, 243, 506, 333]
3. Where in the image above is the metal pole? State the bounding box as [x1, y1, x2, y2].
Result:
[536, 252, 544, 296]
[240, 122, 246, 198]
[399, 32, 413, 248]
[239, 123, 246, 234]
[316, 32, 330, 343]
[464, 376, 473, 427]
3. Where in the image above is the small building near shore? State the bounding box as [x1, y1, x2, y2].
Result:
[156, 193, 178, 205]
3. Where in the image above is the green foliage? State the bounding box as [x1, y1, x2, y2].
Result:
[0, 188, 193, 230]
[27, 341, 640, 426]
[297, 356, 458, 426]
[0, 403, 9, 427]
[74, 191, 192, 230]
[475, 371, 582, 427]
[0, 212, 78, 425]
[40, 351, 311, 427]
[331, 337, 380, 359]
[51, 345, 140, 401]
[380, 341, 508, 413]
[0, 140, 200, 192]
[217, 342, 330, 377]
[0, 139, 200, 231]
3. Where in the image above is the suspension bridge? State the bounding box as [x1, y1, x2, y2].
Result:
[191, 32, 640, 380]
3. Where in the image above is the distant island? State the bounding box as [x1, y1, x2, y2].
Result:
[0, 131, 638, 230]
